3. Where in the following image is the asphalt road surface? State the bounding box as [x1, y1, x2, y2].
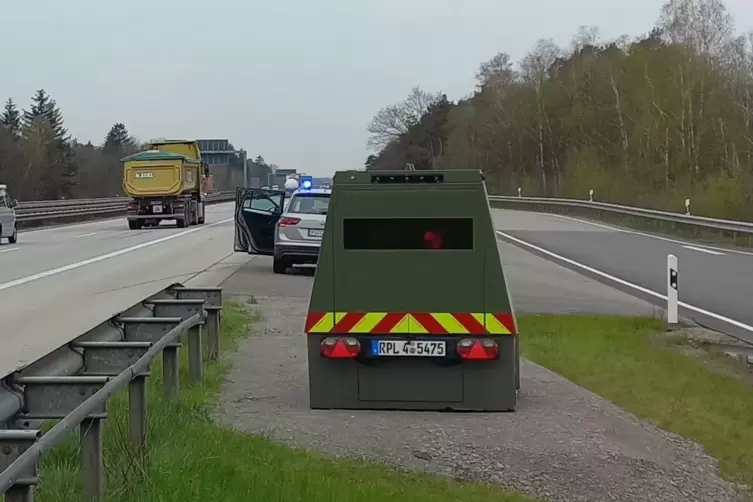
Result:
[0, 203, 252, 379]
[216, 239, 742, 502]
[492, 209, 753, 343]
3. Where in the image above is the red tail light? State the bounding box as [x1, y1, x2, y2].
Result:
[127, 202, 138, 210]
[279, 217, 301, 227]
[320, 337, 360, 358]
[457, 338, 499, 360]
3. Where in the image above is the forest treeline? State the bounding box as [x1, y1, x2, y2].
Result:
[0, 90, 144, 200]
[365, 0, 753, 220]
[0, 91, 277, 201]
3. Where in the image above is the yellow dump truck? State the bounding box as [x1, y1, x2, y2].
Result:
[122, 140, 209, 230]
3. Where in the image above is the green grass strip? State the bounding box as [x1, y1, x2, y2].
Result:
[519, 314, 753, 487]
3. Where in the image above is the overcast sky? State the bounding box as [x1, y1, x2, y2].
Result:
[3, 0, 752, 176]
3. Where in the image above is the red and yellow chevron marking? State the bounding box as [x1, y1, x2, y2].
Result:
[304, 312, 516, 335]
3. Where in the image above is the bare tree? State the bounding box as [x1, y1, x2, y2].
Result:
[367, 86, 441, 149]
[519, 38, 562, 194]
[476, 52, 516, 90]
[658, 0, 733, 59]
[570, 25, 601, 53]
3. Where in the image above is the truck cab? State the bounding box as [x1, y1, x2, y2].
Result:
[0, 184, 18, 244]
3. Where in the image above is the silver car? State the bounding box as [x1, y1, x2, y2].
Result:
[0, 184, 18, 244]
[233, 186, 331, 275]
[273, 188, 330, 273]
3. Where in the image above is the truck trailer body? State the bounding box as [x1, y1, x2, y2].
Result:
[121, 140, 209, 229]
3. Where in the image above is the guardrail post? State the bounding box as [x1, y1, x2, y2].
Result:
[667, 254, 679, 329]
[187, 326, 203, 383]
[162, 347, 180, 400]
[128, 375, 148, 452]
[146, 299, 205, 385]
[80, 417, 104, 502]
[207, 310, 221, 362]
[0, 430, 41, 502]
[171, 287, 223, 363]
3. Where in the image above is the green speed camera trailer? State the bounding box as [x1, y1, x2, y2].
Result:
[304, 170, 520, 412]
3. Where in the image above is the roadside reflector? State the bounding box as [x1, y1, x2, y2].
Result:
[320, 336, 360, 358]
[457, 338, 499, 360]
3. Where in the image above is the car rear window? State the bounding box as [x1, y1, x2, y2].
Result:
[288, 193, 330, 215]
[343, 217, 474, 250]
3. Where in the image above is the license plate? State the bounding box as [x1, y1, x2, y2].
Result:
[371, 340, 446, 357]
[308, 229, 324, 238]
[135, 172, 153, 179]
[152, 205, 163, 213]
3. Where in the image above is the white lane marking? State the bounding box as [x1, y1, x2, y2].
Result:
[0, 247, 19, 254]
[683, 245, 725, 256]
[0, 217, 233, 292]
[496, 230, 753, 334]
[75, 232, 99, 238]
[545, 212, 753, 257]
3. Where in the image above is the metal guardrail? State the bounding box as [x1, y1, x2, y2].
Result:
[0, 284, 225, 501]
[15, 191, 235, 223]
[488, 195, 753, 237]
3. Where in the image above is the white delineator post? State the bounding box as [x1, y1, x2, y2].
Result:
[517, 187, 522, 197]
[667, 254, 679, 328]
[589, 189, 594, 202]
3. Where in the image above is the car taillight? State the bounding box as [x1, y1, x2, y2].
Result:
[320, 336, 360, 358]
[279, 217, 301, 227]
[456, 338, 499, 360]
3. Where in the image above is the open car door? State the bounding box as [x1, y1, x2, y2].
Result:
[234, 187, 286, 255]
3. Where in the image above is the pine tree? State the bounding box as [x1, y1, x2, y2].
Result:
[21, 89, 77, 198]
[22, 89, 69, 142]
[1, 98, 21, 136]
[103, 123, 133, 151]
[45, 98, 67, 142]
[59, 146, 79, 198]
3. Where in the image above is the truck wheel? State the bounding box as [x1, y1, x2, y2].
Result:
[191, 201, 199, 225]
[272, 258, 288, 275]
[8, 226, 17, 244]
[128, 220, 142, 230]
[176, 205, 188, 228]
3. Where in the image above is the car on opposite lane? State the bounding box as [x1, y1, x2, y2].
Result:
[0, 184, 19, 244]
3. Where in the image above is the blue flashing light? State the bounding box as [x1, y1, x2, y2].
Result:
[302, 180, 312, 189]
[301, 175, 313, 190]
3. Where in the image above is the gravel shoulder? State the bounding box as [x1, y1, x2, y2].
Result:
[214, 246, 745, 502]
